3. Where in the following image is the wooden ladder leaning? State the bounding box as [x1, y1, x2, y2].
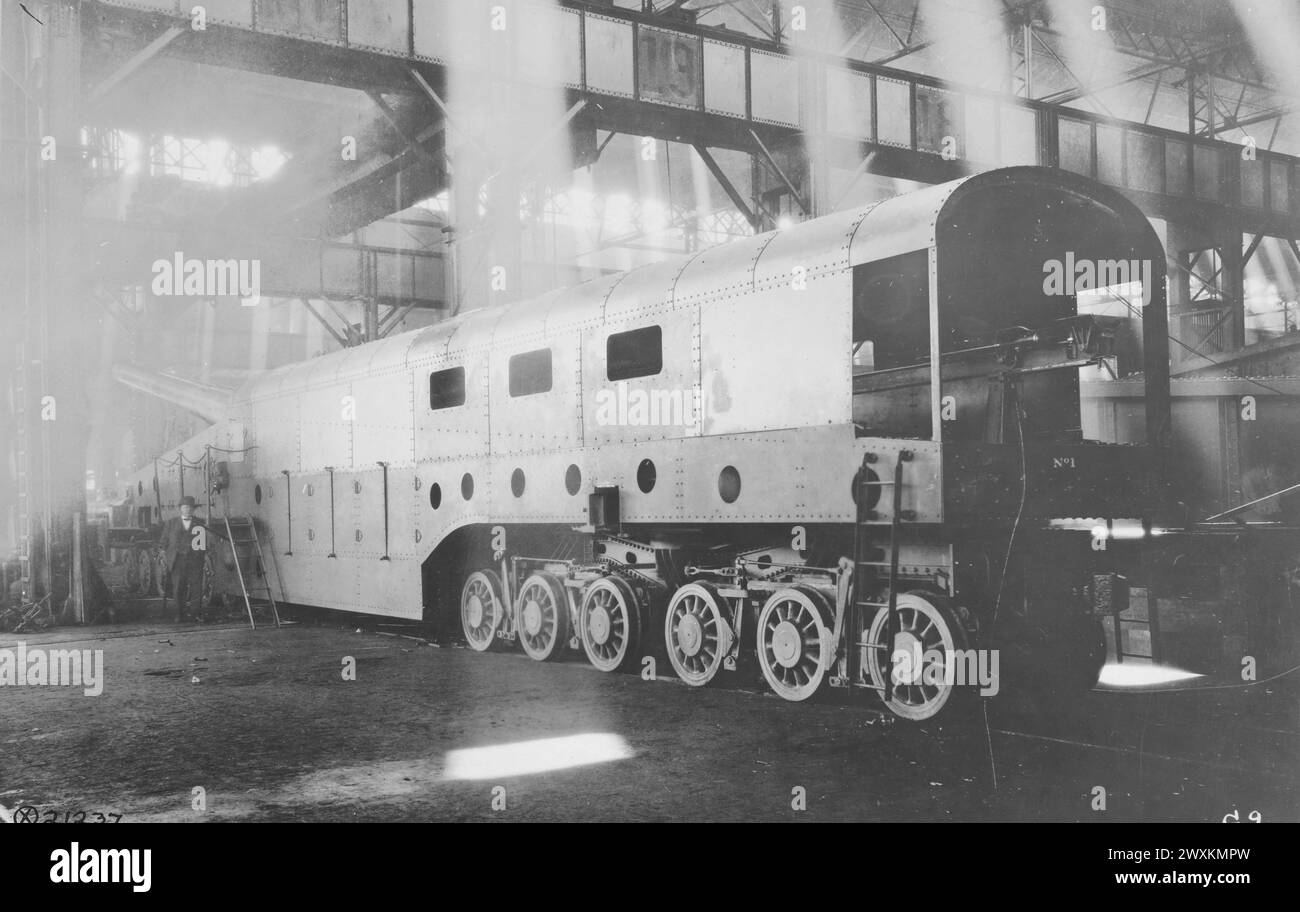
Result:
[223, 515, 282, 629]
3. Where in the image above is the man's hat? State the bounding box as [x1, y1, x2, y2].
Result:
[179, 496, 198, 508]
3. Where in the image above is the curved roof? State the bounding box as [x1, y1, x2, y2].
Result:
[240, 166, 1158, 404]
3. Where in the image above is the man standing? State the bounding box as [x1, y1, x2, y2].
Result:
[160, 495, 208, 622]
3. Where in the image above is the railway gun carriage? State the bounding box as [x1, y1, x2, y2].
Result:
[116, 166, 1173, 721]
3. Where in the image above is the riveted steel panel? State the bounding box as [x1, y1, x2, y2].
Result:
[416, 347, 490, 463]
[489, 333, 583, 454]
[750, 49, 799, 127]
[545, 272, 624, 333]
[346, 0, 408, 54]
[638, 25, 700, 109]
[916, 85, 962, 157]
[847, 180, 957, 264]
[703, 39, 746, 118]
[875, 75, 911, 148]
[250, 391, 301, 472]
[343, 466, 387, 559]
[572, 429, 941, 526]
[751, 206, 867, 289]
[583, 307, 700, 446]
[255, 0, 343, 44]
[485, 447, 590, 526]
[419, 456, 495, 540]
[517, 3, 584, 87]
[1126, 128, 1163, 194]
[585, 13, 636, 98]
[357, 557, 421, 618]
[299, 387, 354, 471]
[99, 0, 178, 12]
[412, 0, 485, 64]
[670, 233, 771, 304]
[700, 276, 851, 436]
[601, 258, 682, 322]
[351, 372, 416, 467]
[406, 321, 456, 365]
[826, 66, 872, 139]
[203, 0, 254, 27]
[290, 471, 330, 558]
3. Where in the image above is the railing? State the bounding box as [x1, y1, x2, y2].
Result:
[95, 0, 1299, 218]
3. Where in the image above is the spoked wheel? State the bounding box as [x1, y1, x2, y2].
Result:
[756, 587, 833, 702]
[664, 583, 731, 686]
[124, 548, 141, 594]
[864, 591, 969, 722]
[516, 572, 571, 662]
[460, 570, 507, 652]
[579, 576, 642, 672]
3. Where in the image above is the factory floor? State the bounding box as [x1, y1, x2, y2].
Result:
[2, 595, 1297, 822]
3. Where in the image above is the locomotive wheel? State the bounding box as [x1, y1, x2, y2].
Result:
[865, 591, 969, 722]
[516, 572, 570, 662]
[756, 587, 833, 702]
[124, 549, 141, 594]
[461, 570, 507, 652]
[579, 576, 642, 673]
[664, 582, 730, 686]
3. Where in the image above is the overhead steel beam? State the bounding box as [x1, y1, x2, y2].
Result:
[299, 298, 352, 349]
[406, 67, 494, 161]
[692, 143, 760, 230]
[748, 128, 808, 215]
[87, 26, 184, 103]
[482, 98, 589, 189]
[366, 91, 443, 167]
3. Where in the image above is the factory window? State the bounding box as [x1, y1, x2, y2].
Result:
[607, 326, 663, 381]
[508, 348, 553, 397]
[429, 367, 466, 410]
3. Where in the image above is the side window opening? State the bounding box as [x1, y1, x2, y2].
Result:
[430, 366, 466, 410]
[607, 326, 662, 381]
[509, 348, 553, 397]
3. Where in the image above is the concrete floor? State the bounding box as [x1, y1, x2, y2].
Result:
[2, 596, 1297, 822]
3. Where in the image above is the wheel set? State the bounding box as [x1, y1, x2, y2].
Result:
[458, 563, 971, 721]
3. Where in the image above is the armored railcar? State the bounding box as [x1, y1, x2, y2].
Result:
[117, 166, 1171, 720]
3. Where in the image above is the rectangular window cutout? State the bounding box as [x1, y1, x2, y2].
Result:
[430, 367, 466, 410]
[509, 348, 553, 397]
[607, 326, 663, 381]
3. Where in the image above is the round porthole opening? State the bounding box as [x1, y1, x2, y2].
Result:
[718, 465, 741, 504]
[429, 483, 442, 510]
[511, 468, 526, 498]
[565, 464, 582, 496]
[254, 484, 263, 505]
[636, 458, 656, 494]
[461, 473, 474, 500]
[850, 467, 882, 511]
